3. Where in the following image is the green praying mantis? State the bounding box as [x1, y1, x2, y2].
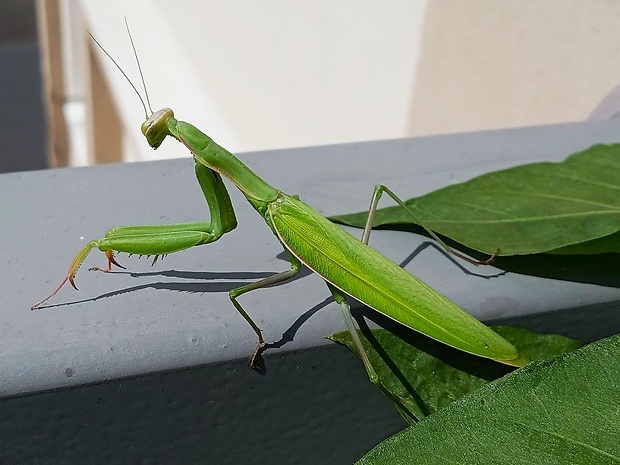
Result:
[32, 28, 526, 385]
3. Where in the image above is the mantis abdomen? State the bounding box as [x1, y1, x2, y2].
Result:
[269, 193, 520, 364]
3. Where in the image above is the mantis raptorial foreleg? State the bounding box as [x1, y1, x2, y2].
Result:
[32, 164, 236, 308]
[363, 185, 497, 265]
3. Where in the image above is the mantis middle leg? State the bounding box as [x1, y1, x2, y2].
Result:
[229, 248, 302, 365]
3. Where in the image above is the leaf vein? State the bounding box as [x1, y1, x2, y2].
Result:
[426, 210, 620, 225]
[511, 420, 620, 462]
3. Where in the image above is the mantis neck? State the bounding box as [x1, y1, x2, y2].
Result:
[167, 118, 279, 203]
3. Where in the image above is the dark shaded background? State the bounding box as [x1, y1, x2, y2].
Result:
[0, 0, 47, 173]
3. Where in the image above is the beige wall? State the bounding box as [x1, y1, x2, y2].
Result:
[57, 1, 620, 165]
[410, 0, 620, 136]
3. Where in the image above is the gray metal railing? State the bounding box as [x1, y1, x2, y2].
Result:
[1, 122, 619, 464]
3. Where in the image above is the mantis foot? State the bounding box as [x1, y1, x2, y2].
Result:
[452, 247, 500, 266]
[89, 250, 126, 273]
[249, 340, 266, 368]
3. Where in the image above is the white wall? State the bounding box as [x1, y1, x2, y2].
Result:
[66, 1, 620, 165]
[408, 0, 620, 136]
[75, 0, 428, 163]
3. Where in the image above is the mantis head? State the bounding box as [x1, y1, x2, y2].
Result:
[142, 107, 174, 149]
[89, 27, 175, 151]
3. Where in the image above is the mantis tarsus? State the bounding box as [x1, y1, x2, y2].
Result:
[33, 28, 525, 389]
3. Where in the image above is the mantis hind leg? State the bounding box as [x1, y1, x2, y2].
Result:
[229, 249, 302, 366]
[326, 283, 376, 378]
[363, 185, 497, 265]
[326, 283, 419, 422]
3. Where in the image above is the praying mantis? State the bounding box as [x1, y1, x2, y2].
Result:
[32, 28, 526, 386]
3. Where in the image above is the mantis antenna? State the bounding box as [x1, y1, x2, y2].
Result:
[88, 27, 150, 119]
[124, 18, 154, 115]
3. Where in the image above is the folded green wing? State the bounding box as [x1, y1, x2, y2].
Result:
[269, 193, 520, 363]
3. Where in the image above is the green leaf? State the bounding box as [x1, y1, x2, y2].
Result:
[329, 326, 580, 423]
[549, 230, 620, 255]
[330, 144, 620, 256]
[357, 333, 619, 465]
